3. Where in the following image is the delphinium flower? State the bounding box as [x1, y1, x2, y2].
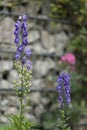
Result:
[56, 72, 72, 130]
[56, 71, 71, 107]
[13, 15, 33, 130]
[14, 15, 32, 70]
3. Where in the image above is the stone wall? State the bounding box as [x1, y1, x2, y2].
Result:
[0, 0, 72, 125]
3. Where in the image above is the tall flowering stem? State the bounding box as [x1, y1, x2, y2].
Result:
[14, 15, 32, 130]
[56, 72, 71, 130]
[56, 71, 71, 108]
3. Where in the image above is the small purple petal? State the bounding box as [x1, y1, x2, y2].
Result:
[22, 30, 28, 37]
[14, 37, 20, 44]
[22, 15, 28, 21]
[15, 21, 21, 28]
[17, 44, 24, 52]
[22, 38, 28, 46]
[25, 48, 31, 57]
[15, 51, 21, 61]
[14, 29, 20, 36]
[26, 60, 32, 70]
[22, 57, 26, 64]
[21, 22, 27, 30]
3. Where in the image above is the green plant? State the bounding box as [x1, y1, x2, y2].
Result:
[67, 28, 87, 101]
[50, 0, 87, 25]
[7, 15, 34, 130]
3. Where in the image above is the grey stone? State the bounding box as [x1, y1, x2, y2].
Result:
[24, 106, 32, 113]
[32, 78, 45, 88]
[30, 92, 41, 104]
[0, 73, 2, 79]
[5, 107, 18, 115]
[33, 58, 56, 77]
[28, 30, 40, 43]
[22, 0, 28, 3]
[7, 69, 18, 82]
[41, 31, 68, 56]
[34, 104, 44, 117]
[1, 99, 9, 106]
[54, 31, 68, 56]
[47, 58, 56, 70]
[28, 0, 41, 15]
[0, 115, 9, 123]
[33, 60, 48, 77]
[24, 113, 37, 122]
[41, 97, 50, 105]
[0, 60, 13, 72]
[55, 43, 65, 56]
[0, 79, 12, 88]
[47, 23, 63, 34]
[41, 30, 54, 50]
[28, 22, 35, 30]
[32, 42, 47, 53]
[13, 6, 28, 15]
[8, 96, 19, 107]
[54, 31, 68, 45]
[0, 17, 15, 44]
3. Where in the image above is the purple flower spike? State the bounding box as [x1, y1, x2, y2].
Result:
[14, 15, 32, 70]
[56, 72, 71, 107]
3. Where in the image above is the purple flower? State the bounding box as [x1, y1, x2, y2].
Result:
[15, 20, 21, 28]
[22, 30, 28, 37]
[26, 60, 32, 70]
[22, 38, 28, 46]
[56, 72, 71, 107]
[22, 57, 26, 64]
[15, 51, 21, 61]
[17, 44, 24, 52]
[25, 48, 31, 57]
[14, 29, 20, 36]
[21, 22, 27, 30]
[14, 37, 20, 44]
[23, 15, 28, 21]
[14, 15, 32, 70]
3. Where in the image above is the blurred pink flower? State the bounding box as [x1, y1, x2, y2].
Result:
[60, 56, 66, 62]
[65, 53, 76, 65]
[60, 53, 76, 65]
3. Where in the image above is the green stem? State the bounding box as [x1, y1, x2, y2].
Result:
[20, 65, 24, 130]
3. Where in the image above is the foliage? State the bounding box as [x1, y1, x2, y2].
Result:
[0, 125, 8, 130]
[6, 114, 35, 130]
[56, 110, 71, 130]
[67, 28, 87, 102]
[50, 0, 87, 25]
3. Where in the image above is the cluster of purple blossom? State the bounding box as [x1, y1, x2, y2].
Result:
[14, 15, 31, 70]
[56, 72, 71, 107]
